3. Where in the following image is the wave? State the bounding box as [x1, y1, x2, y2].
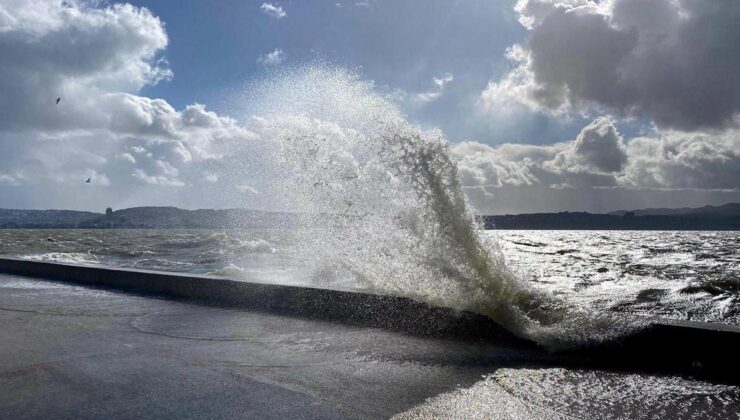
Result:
[22, 252, 100, 265]
[207, 263, 248, 277]
[679, 276, 739, 296]
[232, 239, 276, 254]
[242, 66, 637, 348]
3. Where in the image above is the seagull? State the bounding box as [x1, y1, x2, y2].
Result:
[86, 177, 91, 183]
[56, 97, 61, 105]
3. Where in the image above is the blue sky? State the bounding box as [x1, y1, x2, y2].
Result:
[131, 0, 560, 144]
[0, 0, 738, 213]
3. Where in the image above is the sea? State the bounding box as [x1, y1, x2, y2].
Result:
[1, 228, 737, 329]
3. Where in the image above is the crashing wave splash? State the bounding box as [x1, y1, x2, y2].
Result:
[243, 66, 639, 348]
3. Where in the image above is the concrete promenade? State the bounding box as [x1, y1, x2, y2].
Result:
[0, 272, 553, 419]
[0, 259, 738, 418]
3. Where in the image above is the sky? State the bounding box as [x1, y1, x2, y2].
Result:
[0, 0, 738, 214]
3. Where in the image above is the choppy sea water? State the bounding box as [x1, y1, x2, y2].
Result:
[396, 367, 740, 419]
[494, 230, 739, 325]
[0, 228, 737, 326]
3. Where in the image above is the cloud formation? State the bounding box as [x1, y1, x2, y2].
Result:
[0, 0, 258, 209]
[453, 117, 740, 192]
[413, 72, 454, 104]
[260, 3, 286, 19]
[483, 0, 740, 131]
[0, 0, 170, 131]
[257, 48, 285, 66]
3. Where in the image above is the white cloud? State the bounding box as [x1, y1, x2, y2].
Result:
[236, 184, 259, 195]
[479, 45, 566, 117]
[0, 0, 171, 132]
[118, 153, 136, 164]
[257, 48, 285, 67]
[485, 0, 740, 131]
[0, 174, 19, 186]
[260, 3, 286, 19]
[453, 117, 740, 192]
[414, 91, 443, 103]
[132, 169, 185, 187]
[433, 73, 454, 89]
[155, 160, 178, 177]
[621, 130, 740, 191]
[171, 141, 193, 163]
[513, 0, 593, 30]
[0, 0, 260, 208]
[414, 72, 454, 104]
[0, 1, 253, 145]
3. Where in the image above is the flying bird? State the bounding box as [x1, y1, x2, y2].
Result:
[86, 177, 91, 183]
[56, 97, 61, 105]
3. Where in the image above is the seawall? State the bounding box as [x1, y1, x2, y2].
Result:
[0, 257, 737, 384]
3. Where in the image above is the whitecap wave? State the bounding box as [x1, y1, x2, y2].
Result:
[22, 252, 100, 265]
[233, 239, 276, 254]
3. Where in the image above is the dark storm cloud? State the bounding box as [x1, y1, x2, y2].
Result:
[491, 0, 740, 131]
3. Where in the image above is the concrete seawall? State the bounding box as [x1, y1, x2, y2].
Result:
[0, 257, 517, 341]
[0, 257, 737, 384]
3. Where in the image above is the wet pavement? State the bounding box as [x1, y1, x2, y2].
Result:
[0, 273, 738, 419]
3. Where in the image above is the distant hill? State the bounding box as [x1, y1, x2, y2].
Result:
[80, 207, 298, 229]
[1, 204, 739, 230]
[0, 207, 297, 229]
[0, 209, 101, 228]
[609, 203, 740, 217]
[482, 204, 740, 230]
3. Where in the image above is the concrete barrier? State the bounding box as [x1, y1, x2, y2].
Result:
[0, 257, 520, 341]
[0, 257, 737, 384]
